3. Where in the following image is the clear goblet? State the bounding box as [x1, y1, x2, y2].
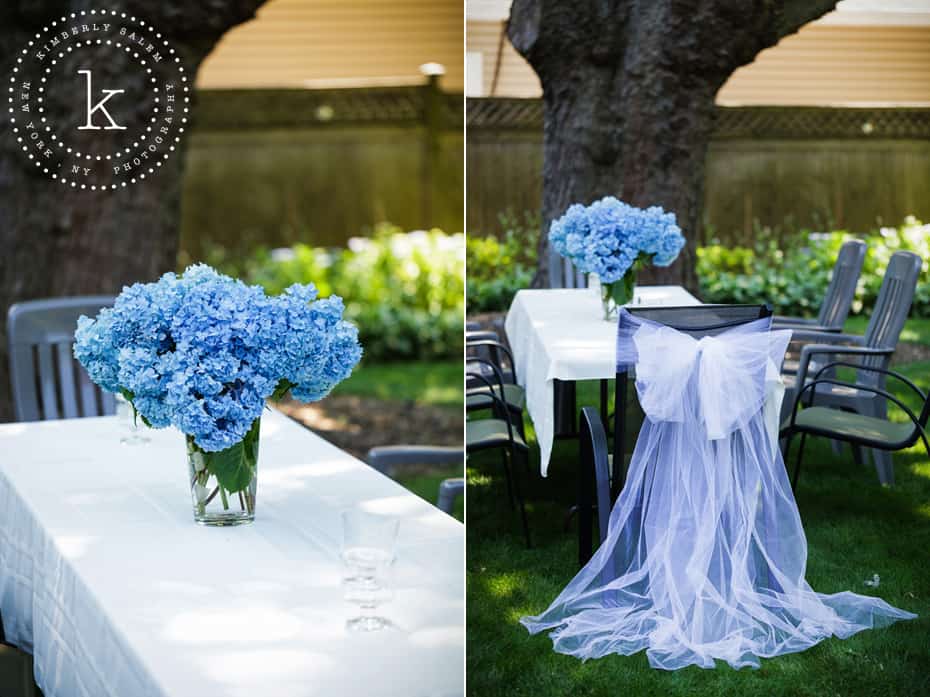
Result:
[341, 510, 399, 632]
[115, 393, 150, 445]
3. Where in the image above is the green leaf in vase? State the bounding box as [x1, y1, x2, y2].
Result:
[205, 442, 252, 493]
[204, 420, 260, 494]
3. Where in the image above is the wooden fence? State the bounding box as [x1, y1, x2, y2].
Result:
[180, 79, 463, 261]
[467, 99, 930, 244]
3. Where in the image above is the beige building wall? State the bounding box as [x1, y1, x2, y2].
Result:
[197, 0, 464, 91]
[466, 21, 930, 105]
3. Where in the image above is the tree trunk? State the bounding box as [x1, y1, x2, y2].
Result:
[0, 1, 268, 421]
[509, 0, 838, 288]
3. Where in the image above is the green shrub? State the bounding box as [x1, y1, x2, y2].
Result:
[464, 213, 929, 319]
[467, 211, 539, 313]
[697, 217, 930, 318]
[204, 224, 464, 361]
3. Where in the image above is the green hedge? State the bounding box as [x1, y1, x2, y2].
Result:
[697, 217, 930, 318]
[204, 225, 465, 361]
[466, 211, 539, 314]
[467, 216, 930, 318]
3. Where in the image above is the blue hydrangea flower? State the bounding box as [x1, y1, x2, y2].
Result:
[73, 264, 362, 452]
[548, 197, 685, 282]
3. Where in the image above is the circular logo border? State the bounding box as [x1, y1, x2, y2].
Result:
[7, 8, 191, 191]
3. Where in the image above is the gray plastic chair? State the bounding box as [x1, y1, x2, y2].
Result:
[8, 296, 116, 422]
[365, 446, 464, 516]
[773, 239, 867, 332]
[781, 251, 923, 485]
[549, 250, 586, 289]
[437, 478, 464, 515]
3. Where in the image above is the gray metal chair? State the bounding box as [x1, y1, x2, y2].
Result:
[8, 296, 116, 422]
[781, 361, 930, 490]
[781, 251, 923, 485]
[773, 239, 867, 332]
[578, 407, 613, 567]
[466, 370, 532, 547]
[365, 446, 464, 516]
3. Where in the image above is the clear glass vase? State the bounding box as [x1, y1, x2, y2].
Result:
[601, 273, 636, 322]
[187, 417, 260, 526]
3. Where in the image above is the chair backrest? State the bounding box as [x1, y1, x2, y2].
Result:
[8, 296, 115, 422]
[860, 251, 923, 377]
[466, 339, 516, 385]
[366, 445, 463, 477]
[817, 239, 867, 329]
[623, 304, 773, 341]
[548, 249, 586, 289]
[437, 478, 464, 515]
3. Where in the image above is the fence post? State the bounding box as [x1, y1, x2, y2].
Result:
[421, 68, 445, 227]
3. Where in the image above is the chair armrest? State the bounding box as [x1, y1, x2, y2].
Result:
[788, 330, 865, 345]
[796, 344, 894, 396]
[784, 376, 929, 449]
[466, 339, 518, 382]
[814, 361, 927, 404]
[366, 446, 464, 475]
[774, 315, 818, 325]
[773, 321, 841, 333]
[466, 330, 499, 343]
[466, 357, 506, 398]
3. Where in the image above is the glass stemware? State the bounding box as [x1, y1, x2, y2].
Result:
[341, 510, 399, 632]
[115, 393, 150, 445]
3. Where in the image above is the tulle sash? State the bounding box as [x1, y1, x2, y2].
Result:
[617, 313, 791, 440]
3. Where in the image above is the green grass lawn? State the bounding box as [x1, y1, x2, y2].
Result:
[467, 348, 930, 695]
[333, 360, 462, 409]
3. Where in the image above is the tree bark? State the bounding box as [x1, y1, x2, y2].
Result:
[0, 0, 268, 421]
[509, 0, 838, 288]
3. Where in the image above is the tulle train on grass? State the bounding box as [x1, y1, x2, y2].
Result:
[522, 311, 916, 670]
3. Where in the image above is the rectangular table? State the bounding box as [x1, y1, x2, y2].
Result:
[0, 409, 463, 697]
[504, 286, 700, 475]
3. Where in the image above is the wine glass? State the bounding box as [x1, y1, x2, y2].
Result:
[115, 393, 150, 445]
[341, 510, 399, 632]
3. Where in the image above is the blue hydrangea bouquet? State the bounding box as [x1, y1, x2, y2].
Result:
[74, 264, 362, 526]
[549, 196, 686, 320]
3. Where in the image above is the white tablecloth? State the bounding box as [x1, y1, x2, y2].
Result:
[0, 409, 463, 697]
[504, 287, 700, 475]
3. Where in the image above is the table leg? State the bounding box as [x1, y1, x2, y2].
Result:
[553, 379, 578, 437]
